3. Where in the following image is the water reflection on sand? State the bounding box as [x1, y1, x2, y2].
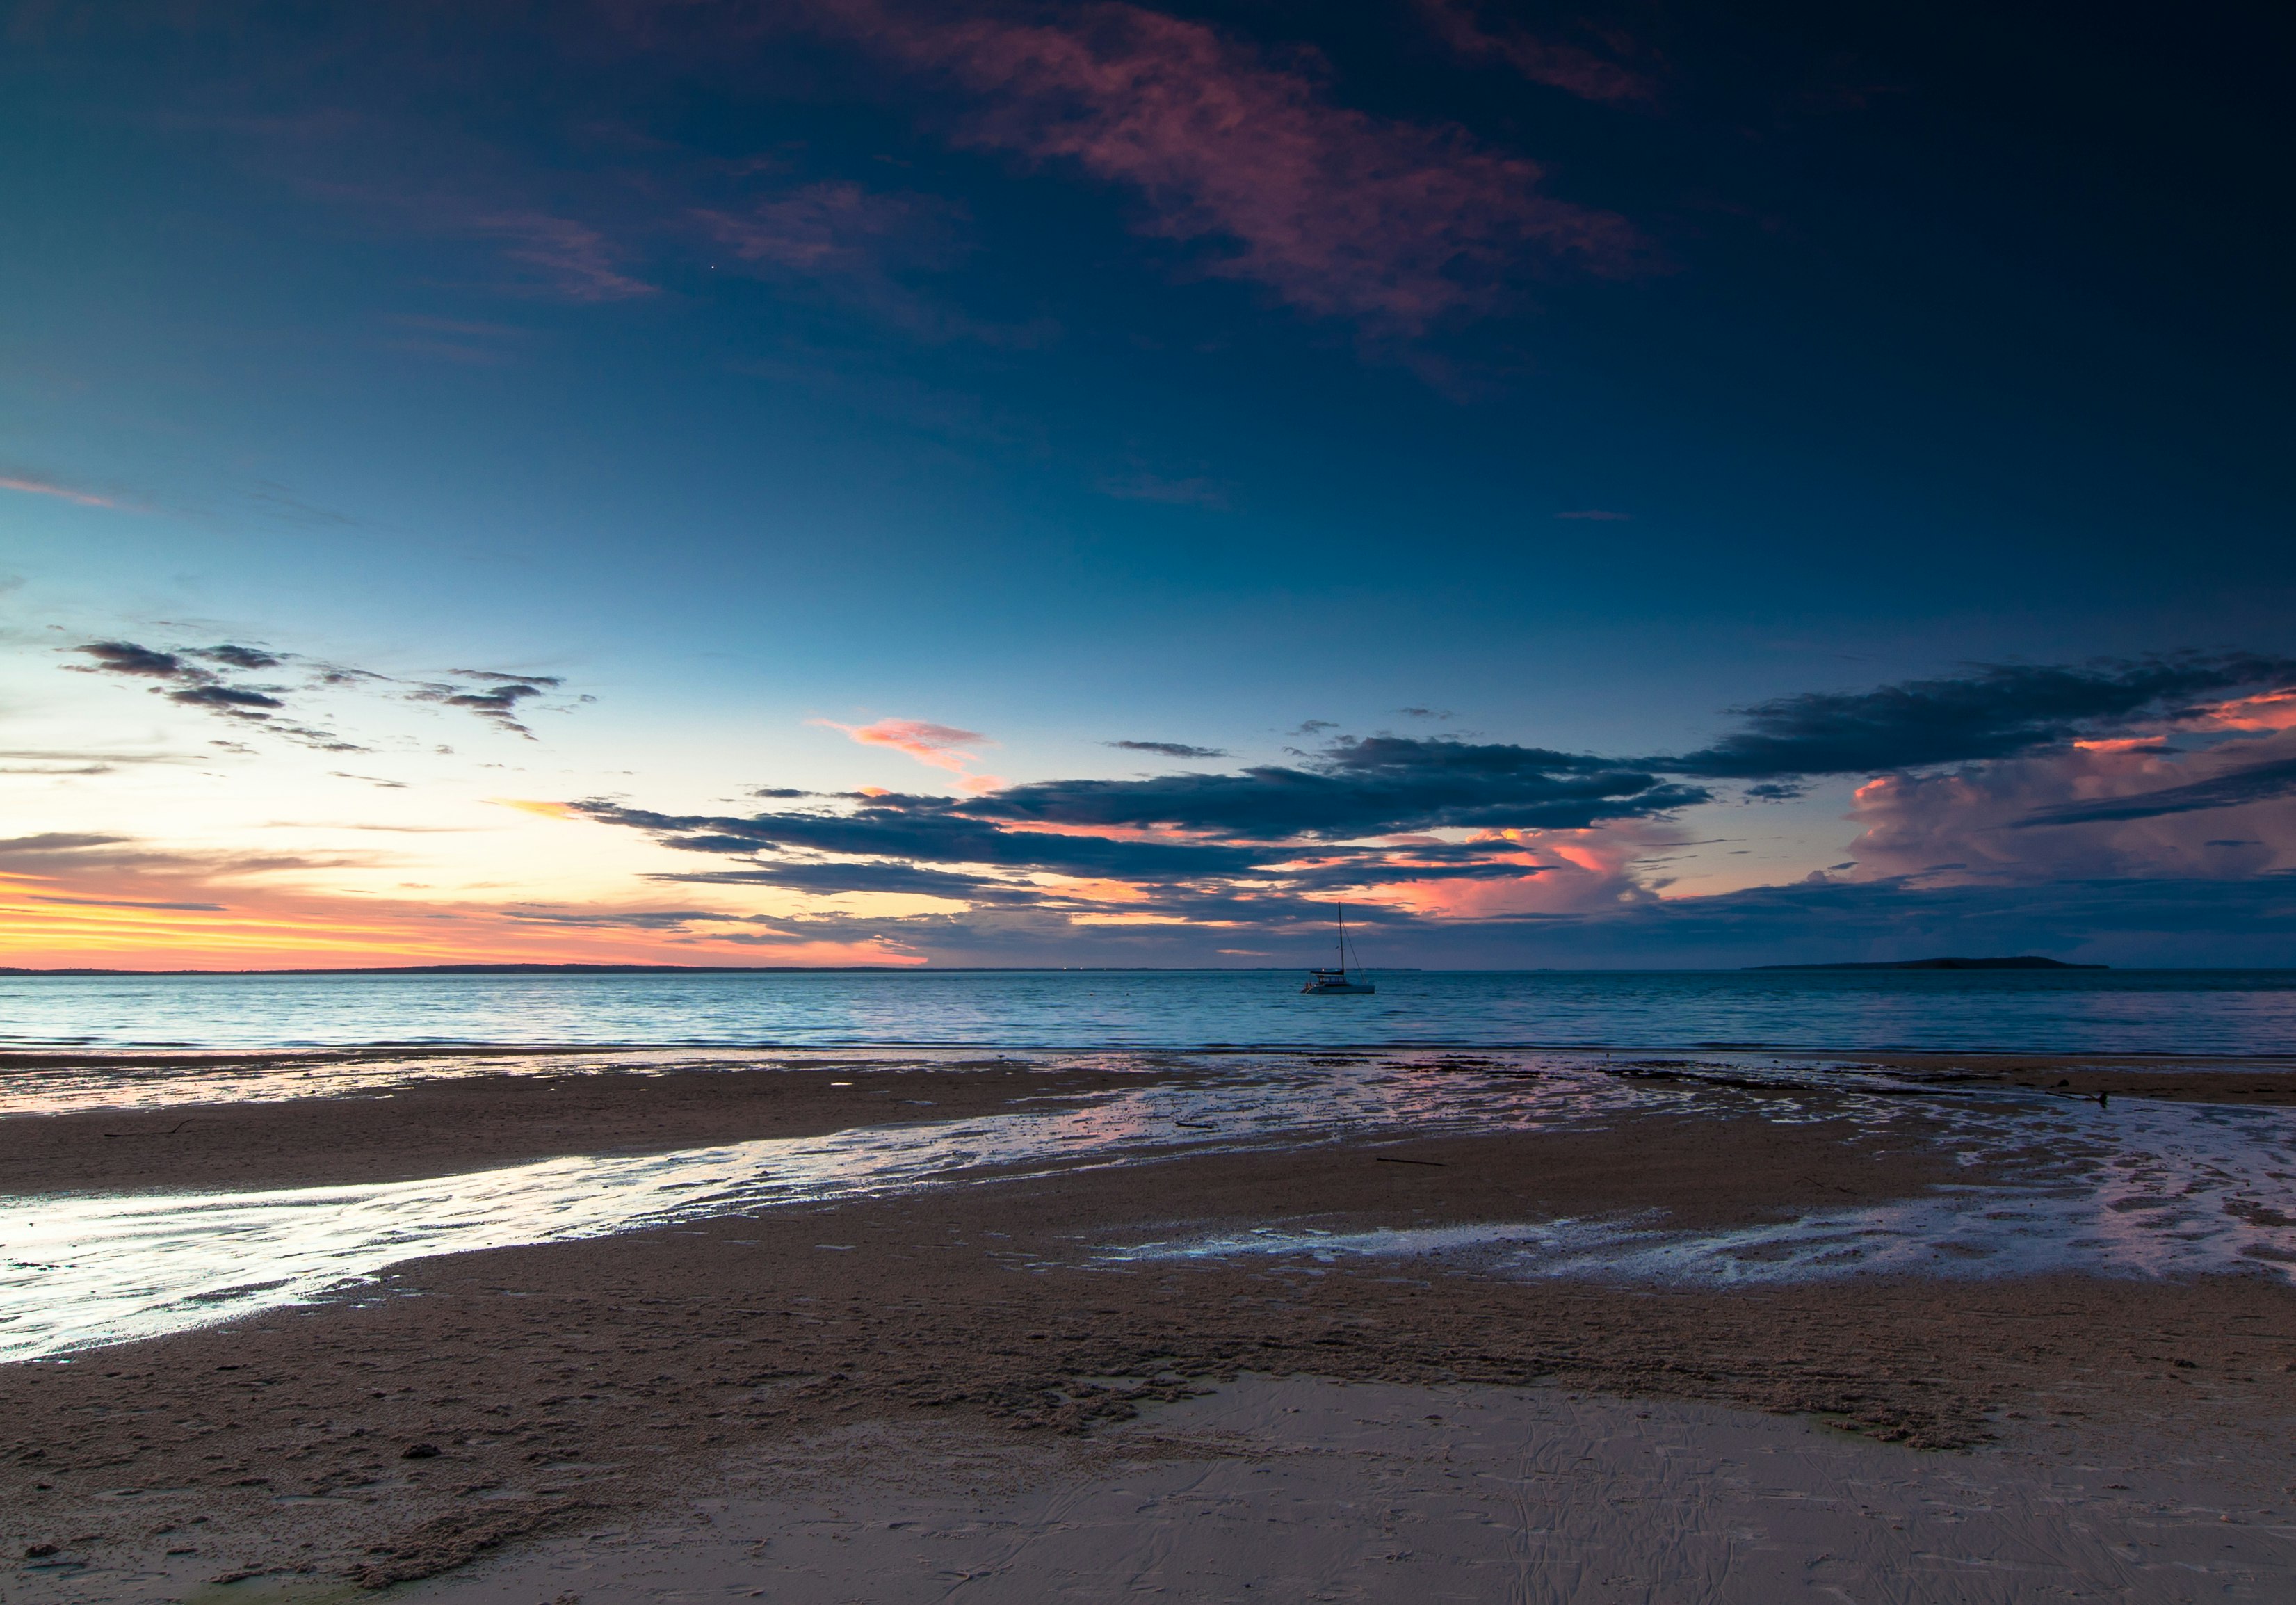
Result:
[3, 1051, 2293, 1362]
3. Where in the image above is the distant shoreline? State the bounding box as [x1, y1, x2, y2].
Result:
[1747, 956, 2109, 971]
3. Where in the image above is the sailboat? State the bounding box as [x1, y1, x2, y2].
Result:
[1302, 902, 1375, 994]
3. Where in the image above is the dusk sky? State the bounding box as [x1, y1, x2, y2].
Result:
[5, 0, 2293, 969]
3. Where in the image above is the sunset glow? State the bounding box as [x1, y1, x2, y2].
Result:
[2, 1, 2289, 971]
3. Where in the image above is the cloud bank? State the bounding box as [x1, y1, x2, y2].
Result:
[1673, 655, 2296, 778]
[551, 653, 2296, 964]
[69, 640, 579, 743]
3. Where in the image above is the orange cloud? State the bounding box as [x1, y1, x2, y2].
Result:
[489, 797, 581, 818]
[813, 716, 1003, 790]
[1030, 876, 1152, 903]
[2190, 688, 2296, 733]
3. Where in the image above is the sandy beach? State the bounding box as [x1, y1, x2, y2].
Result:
[5, 1050, 2296, 1600]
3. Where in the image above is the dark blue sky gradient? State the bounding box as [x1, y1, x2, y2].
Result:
[4, 0, 2294, 965]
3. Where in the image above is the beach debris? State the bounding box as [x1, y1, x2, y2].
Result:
[348, 1498, 588, 1588]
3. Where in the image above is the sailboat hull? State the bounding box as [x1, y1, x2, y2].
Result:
[1304, 902, 1372, 992]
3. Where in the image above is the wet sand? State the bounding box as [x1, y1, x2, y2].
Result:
[8, 1044, 2296, 1199]
[5, 1051, 2296, 1598]
[1772, 1048, 2296, 1104]
[0, 1055, 1174, 1194]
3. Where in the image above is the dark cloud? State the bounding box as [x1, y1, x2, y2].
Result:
[0, 830, 382, 890]
[971, 735, 1701, 839]
[76, 640, 185, 677]
[2015, 755, 2296, 828]
[192, 644, 285, 670]
[456, 670, 566, 686]
[416, 670, 567, 735]
[71, 636, 302, 729]
[168, 684, 286, 711]
[0, 832, 134, 855]
[955, 872, 2296, 969]
[569, 730, 1695, 946]
[1674, 654, 2296, 779]
[568, 655, 2296, 953]
[656, 860, 1030, 900]
[69, 638, 583, 741]
[435, 683, 547, 731]
[1270, 854, 1549, 892]
[1454, 872, 2296, 969]
[330, 771, 410, 789]
[1107, 740, 1229, 759]
[599, 869, 2296, 969]
[501, 908, 733, 930]
[577, 799, 1272, 878]
[273, 725, 368, 752]
[570, 732, 1704, 935]
[0, 748, 196, 776]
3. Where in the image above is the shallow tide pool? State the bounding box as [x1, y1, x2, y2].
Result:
[4, 1054, 2293, 1363]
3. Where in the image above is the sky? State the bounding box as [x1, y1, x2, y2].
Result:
[3, 0, 2294, 970]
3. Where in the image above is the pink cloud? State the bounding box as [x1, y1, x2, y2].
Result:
[815, 716, 997, 780]
[1415, 0, 1657, 107]
[1844, 735, 2296, 883]
[2187, 688, 2296, 734]
[811, 0, 1644, 333]
[1364, 821, 1688, 919]
[0, 474, 116, 508]
[695, 180, 1014, 339]
[469, 211, 656, 303]
[699, 181, 963, 276]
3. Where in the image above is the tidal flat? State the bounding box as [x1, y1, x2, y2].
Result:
[5, 1048, 2295, 1601]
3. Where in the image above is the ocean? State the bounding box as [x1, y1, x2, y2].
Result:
[3, 966, 2294, 1054]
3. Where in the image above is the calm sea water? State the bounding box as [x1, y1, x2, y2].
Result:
[3, 968, 2294, 1054]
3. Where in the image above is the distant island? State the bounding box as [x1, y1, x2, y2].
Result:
[1748, 956, 2108, 971]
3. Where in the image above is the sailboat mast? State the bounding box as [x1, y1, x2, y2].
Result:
[1337, 901, 1346, 974]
